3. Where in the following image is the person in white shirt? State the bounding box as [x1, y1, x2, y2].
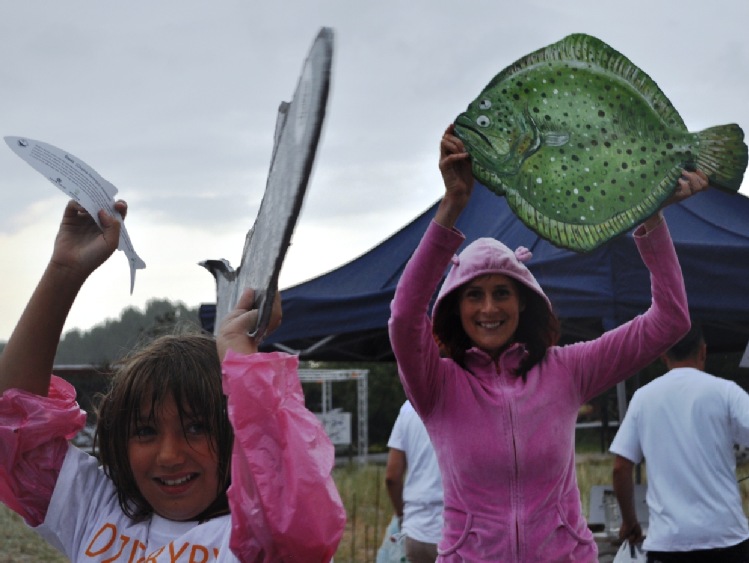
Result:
[610, 323, 749, 563]
[386, 400, 444, 563]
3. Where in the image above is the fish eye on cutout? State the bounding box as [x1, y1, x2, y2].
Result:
[479, 99, 492, 110]
[477, 115, 491, 127]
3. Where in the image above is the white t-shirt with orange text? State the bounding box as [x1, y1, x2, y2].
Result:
[36, 445, 237, 562]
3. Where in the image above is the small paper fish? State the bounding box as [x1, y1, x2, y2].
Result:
[5, 136, 146, 292]
[454, 33, 748, 252]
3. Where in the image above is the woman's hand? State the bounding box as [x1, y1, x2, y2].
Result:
[217, 288, 282, 360]
[668, 169, 710, 205]
[435, 124, 474, 229]
[643, 169, 709, 232]
[50, 199, 125, 281]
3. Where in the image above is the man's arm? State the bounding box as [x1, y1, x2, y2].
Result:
[385, 448, 407, 524]
[612, 454, 644, 543]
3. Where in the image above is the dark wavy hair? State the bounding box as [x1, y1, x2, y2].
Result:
[432, 278, 560, 377]
[94, 332, 233, 522]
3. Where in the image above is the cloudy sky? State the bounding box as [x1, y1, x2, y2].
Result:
[1, 0, 747, 342]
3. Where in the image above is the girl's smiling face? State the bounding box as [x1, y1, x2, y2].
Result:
[128, 393, 220, 521]
[459, 273, 524, 358]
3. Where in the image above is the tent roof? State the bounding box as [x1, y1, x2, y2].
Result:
[223, 184, 749, 361]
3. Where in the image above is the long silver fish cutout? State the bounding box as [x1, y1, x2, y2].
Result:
[201, 27, 334, 341]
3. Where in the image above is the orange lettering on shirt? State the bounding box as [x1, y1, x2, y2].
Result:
[84, 525, 220, 563]
[188, 544, 209, 563]
[101, 534, 131, 563]
[85, 522, 117, 556]
[143, 545, 165, 562]
[128, 539, 147, 563]
[169, 542, 189, 562]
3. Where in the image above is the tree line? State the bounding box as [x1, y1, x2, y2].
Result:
[0, 299, 405, 451]
[2, 299, 745, 452]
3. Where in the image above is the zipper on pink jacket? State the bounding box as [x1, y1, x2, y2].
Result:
[499, 359, 522, 561]
[510, 404, 521, 560]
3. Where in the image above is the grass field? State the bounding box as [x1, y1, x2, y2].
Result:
[0, 506, 67, 562]
[0, 455, 614, 562]
[4, 456, 749, 562]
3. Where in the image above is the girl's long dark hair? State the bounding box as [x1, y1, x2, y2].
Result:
[433, 280, 560, 377]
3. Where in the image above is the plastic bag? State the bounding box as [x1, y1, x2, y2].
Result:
[0, 376, 85, 526]
[613, 540, 646, 563]
[376, 515, 406, 563]
[223, 352, 346, 562]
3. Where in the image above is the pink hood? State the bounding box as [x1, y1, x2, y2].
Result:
[432, 237, 552, 321]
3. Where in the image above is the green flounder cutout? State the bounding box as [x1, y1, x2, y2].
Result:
[454, 33, 748, 252]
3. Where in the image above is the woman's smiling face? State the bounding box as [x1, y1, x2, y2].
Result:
[459, 273, 524, 358]
[128, 393, 220, 521]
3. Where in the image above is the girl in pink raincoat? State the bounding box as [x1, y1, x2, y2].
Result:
[0, 199, 345, 562]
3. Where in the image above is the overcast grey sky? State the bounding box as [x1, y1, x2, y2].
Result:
[1, 0, 748, 342]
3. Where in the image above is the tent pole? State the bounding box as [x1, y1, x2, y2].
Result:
[616, 381, 628, 423]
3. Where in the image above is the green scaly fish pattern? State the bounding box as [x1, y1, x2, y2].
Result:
[454, 33, 747, 252]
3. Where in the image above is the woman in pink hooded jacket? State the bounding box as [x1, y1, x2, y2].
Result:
[388, 125, 709, 561]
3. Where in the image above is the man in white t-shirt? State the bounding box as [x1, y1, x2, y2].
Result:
[385, 400, 443, 563]
[610, 323, 749, 563]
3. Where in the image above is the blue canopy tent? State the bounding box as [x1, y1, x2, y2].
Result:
[201, 183, 749, 361]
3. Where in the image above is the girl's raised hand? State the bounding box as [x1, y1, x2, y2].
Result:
[50, 199, 125, 281]
[217, 288, 282, 360]
[0, 199, 126, 396]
